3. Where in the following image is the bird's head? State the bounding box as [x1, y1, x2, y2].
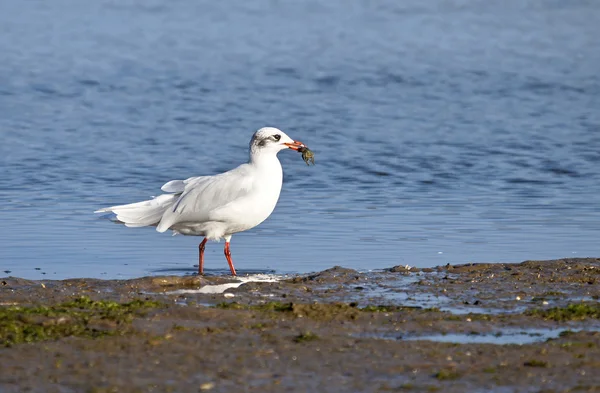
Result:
[250, 127, 306, 154]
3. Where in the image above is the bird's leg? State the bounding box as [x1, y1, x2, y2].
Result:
[223, 242, 237, 276]
[198, 237, 208, 275]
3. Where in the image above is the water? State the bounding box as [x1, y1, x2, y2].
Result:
[401, 328, 598, 345]
[1, 0, 599, 279]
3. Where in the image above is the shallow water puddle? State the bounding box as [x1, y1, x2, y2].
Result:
[166, 274, 281, 295]
[357, 287, 452, 310]
[402, 328, 599, 345]
[437, 303, 530, 315]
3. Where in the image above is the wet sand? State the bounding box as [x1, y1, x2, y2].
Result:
[1, 258, 600, 392]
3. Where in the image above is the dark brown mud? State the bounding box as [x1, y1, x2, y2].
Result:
[1, 258, 600, 392]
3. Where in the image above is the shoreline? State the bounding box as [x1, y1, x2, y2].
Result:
[1, 258, 599, 392]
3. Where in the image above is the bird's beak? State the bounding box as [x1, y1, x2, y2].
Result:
[284, 140, 306, 151]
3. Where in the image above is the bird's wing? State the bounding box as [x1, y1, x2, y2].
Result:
[161, 179, 187, 193]
[161, 175, 209, 193]
[156, 165, 255, 232]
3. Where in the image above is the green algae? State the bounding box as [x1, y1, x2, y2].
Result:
[254, 302, 295, 312]
[559, 330, 576, 337]
[397, 383, 440, 391]
[213, 302, 247, 310]
[523, 359, 549, 367]
[293, 331, 319, 343]
[0, 296, 163, 347]
[214, 301, 293, 312]
[526, 303, 600, 321]
[434, 369, 461, 380]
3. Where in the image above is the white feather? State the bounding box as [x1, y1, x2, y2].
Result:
[95, 194, 177, 227]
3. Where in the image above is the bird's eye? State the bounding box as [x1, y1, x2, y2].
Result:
[273, 134, 281, 141]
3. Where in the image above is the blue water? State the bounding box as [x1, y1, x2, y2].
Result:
[1, 0, 599, 279]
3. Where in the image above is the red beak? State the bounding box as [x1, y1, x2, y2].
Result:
[284, 140, 306, 151]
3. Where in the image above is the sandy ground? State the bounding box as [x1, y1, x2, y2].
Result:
[1, 258, 600, 392]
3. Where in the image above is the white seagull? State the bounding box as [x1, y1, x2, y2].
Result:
[95, 127, 308, 276]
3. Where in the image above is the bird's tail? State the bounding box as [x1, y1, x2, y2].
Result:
[95, 194, 177, 228]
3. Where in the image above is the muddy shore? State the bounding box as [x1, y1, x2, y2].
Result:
[1, 258, 599, 392]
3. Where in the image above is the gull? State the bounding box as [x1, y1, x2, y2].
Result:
[95, 127, 308, 276]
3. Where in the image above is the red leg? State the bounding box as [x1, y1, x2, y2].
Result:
[198, 237, 207, 275]
[224, 242, 237, 276]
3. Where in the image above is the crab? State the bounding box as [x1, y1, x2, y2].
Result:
[298, 146, 315, 166]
